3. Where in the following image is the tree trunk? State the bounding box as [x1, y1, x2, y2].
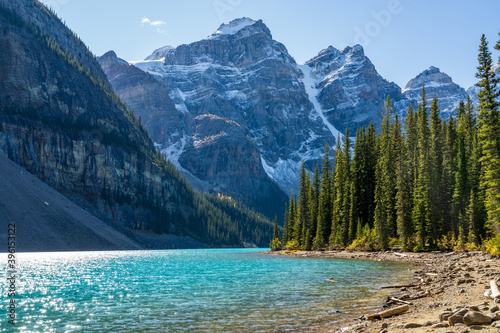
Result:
[366, 304, 409, 320]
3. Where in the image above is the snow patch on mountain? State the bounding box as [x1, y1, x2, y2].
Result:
[157, 134, 187, 167]
[299, 64, 344, 140]
[260, 157, 301, 194]
[129, 59, 166, 76]
[145, 45, 174, 61]
[209, 17, 257, 38]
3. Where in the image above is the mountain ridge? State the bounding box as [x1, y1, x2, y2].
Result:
[100, 17, 482, 205]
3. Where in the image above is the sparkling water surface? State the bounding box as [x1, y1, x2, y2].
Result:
[1, 249, 412, 332]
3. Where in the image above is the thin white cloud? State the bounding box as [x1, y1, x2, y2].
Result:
[141, 17, 167, 34]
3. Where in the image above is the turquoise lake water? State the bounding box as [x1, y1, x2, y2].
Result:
[1, 249, 412, 332]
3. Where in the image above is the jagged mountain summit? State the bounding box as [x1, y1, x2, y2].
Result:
[100, 17, 481, 212]
[101, 18, 338, 207]
[403, 66, 468, 114]
[303, 44, 406, 132]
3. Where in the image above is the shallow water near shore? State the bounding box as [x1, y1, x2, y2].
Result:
[1, 249, 412, 332]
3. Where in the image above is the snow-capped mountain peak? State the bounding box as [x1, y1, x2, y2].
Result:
[145, 45, 174, 61]
[403, 66, 453, 92]
[403, 66, 467, 114]
[208, 17, 258, 38]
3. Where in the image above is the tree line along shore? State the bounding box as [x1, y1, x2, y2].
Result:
[270, 33, 500, 255]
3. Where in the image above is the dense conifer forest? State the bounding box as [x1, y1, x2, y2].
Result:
[272, 33, 500, 254]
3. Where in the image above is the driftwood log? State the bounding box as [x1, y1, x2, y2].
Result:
[490, 280, 500, 303]
[408, 290, 430, 300]
[380, 282, 419, 289]
[366, 304, 409, 320]
[389, 297, 412, 305]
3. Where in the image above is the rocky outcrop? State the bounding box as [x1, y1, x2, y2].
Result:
[0, 150, 144, 251]
[179, 114, 265, 191]
[145, 45, 174, 61]
[178, 114, 287, 218]
[99, 51, 189, 154]
[305, 44, 406, 132]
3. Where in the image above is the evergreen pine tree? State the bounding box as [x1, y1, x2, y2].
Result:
[364, 122, 378, 229]
[273, 215, 280, 240]
[282, 204, 289, 244]
[428, 95, 444, 247]
[309, 164, 320, 243]
[315, 143, 333, 249]
[452, 101, 470, 236]
[349, 127, 365, 243]
[442, 116, 456, 235]
[374, 95, 396, 250]
[476, 34, 500, 233]
[297, 161, 311, 246]
[403, 104, 418, 248]
[394, 112, 411, 249]
[331, 128, 351, 247]
[467, 189, 478, 246]
[287, 191, 296, 247]
[413, 85, 432, 250]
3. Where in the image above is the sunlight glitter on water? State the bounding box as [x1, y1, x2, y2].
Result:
[1, 249, 412, 332]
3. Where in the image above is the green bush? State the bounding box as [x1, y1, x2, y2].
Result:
[285, 239, 299, 250]
[346, 225, 379, 251]
[484, 235, 500, 257]
[269, 238, 281, 251]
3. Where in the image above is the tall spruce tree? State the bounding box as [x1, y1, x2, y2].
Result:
[365, 122, 378, 229]
[374, 95, 396, 250]
[282, 203, 289, 244]
[297, 161, 311, 247]
[287, 191, 296, 247]
[273, 215, 280, 240]
[309, 164, 320, 243]
[270, 215, 281, 250]
[315, 143, 333, 248]
[349, 127, 365, 243]
[413, 85, 432, 249]
[452, 101, 470, 236]
[476, 34, 500, 233]
[402, 104, 418, 247]
[331, 128, 351, 247]
[428, 95, 444, 247]
[394, 112, 411, 249]
[442, 116, 456, 234]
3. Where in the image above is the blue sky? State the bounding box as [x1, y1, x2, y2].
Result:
[41, 0, 499, 89]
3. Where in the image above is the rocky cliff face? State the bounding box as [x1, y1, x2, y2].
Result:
[99, 49, 288, 220]
[0, 1, 273, 247]
[99, 51, 188, 154]
[0, 1, 187, 232]
[305, 45, 406, 132]
[101, 18, 336, 203]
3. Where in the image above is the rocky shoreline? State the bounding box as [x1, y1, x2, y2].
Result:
[269, 250, 500, 332]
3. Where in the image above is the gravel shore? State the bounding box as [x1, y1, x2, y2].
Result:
[269, 250, 500, 332]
